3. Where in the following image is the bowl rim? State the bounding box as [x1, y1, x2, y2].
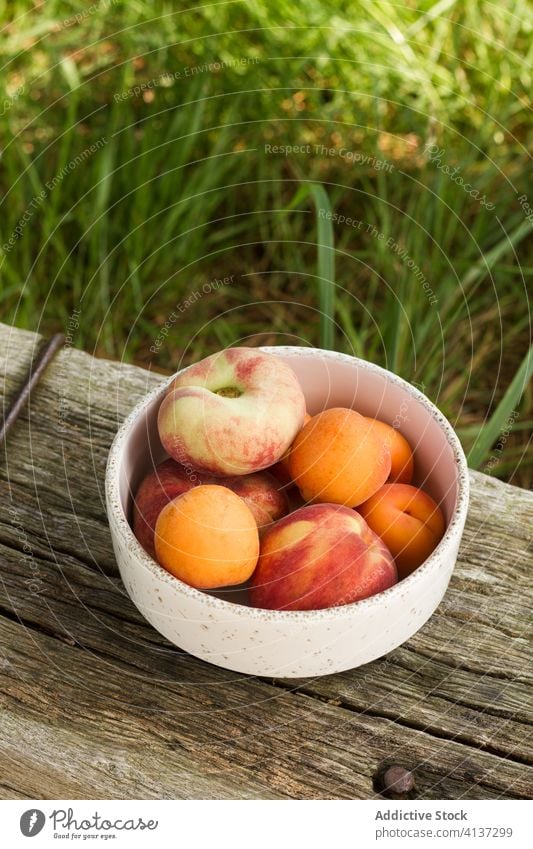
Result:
[105, 346, 470, 620]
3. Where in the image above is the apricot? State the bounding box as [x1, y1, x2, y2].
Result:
[271, 412, 312, 484]
[133, 460, 287, 556]
[288, 407, 391, 507]
[154, 485, 259, 589]
[364, 417, 414, 484]
[358, 483, 445, 579]
[249, 504, 397, 611]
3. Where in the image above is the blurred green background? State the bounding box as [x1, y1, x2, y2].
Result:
[0, 0, 531, 484]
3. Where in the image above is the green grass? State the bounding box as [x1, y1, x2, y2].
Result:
[0, 0, 531, 485]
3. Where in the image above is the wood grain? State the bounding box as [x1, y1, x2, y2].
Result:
[0, 322, 531, 799]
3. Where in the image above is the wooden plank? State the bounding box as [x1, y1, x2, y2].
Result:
[0, 615, 529, 800]
[0, 322, 531, 799]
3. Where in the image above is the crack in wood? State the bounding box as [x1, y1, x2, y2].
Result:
[275, 680, 533, 768]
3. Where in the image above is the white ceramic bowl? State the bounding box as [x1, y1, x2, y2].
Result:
[106, 347, 469, 678]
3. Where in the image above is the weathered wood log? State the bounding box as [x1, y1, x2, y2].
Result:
[0, 322, 531, 799]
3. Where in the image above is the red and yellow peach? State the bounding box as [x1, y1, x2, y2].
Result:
[249, 503, 397, 610]
[157, 347, 306, 476]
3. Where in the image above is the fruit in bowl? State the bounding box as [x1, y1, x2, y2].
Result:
[358, 483, 445, 579]
[249, 504, 397, 611]
[154, 485, 259, 589]
[364, 417, 414, 484]
[288, 407, 391, 506]
[131, 346, 447, 601]
[133, 459, 288, 557]
[157, 347, 306, 476]
[107, 345, 469, 677]
[270, 412, 312, 484]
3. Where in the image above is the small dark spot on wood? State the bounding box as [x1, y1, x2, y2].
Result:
[375, 763, 416, 798]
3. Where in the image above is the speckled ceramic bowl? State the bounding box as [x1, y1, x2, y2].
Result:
[106, 347, 469, 678]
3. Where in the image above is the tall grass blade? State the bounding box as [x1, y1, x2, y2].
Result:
[308, 183, 336, 350]
[468, 344, 533, 468]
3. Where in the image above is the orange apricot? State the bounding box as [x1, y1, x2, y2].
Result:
[357, 483, 445, 579]
[271, 412, 312, 484]
[288, 407, 391, 507]
[154, 485, 259, 589]
[364, 417, 414, 484]
[134, 461, 287, 556]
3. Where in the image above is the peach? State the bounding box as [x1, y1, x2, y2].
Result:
[158, 347, 306, 476]
[358, 483, 445, 579]
[154, 485, 259, 589]
[249, 504, 397, 610]
[228, 472, 289, 532]
[133, 459, 288, 557]
[288, 407, 391, 507]
[133, 459, 192, 557]
[364, 417, 414, 484]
